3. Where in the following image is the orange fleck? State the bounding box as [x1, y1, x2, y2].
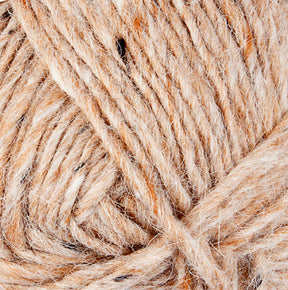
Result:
[245, 28, 254, 60]
[133, 17, 141, 32]
[144, 175, 159, 215]
[21, 0, 28, 7]
[152, 3, 158, 18]
[178, 272, 192, 289]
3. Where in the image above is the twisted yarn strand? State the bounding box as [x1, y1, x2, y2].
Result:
[0, 0, 287, 288]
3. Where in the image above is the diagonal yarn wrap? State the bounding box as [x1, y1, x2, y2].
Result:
[0, 0, 287, 288]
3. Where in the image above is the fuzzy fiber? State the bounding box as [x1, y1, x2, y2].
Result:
[0, 0, 287, 289]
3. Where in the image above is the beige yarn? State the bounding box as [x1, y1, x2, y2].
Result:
[0, 0, 287, 288]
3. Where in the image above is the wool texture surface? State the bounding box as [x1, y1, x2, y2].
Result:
[0, 0, 287, 289]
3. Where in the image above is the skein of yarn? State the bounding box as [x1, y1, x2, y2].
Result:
[0, 0, 287, 288]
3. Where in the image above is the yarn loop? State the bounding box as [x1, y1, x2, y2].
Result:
[0, 0, 287, 288]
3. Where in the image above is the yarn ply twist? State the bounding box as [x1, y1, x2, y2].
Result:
[0, 0, 287, 289]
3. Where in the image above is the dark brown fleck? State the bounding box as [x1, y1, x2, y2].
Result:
[114, 274, 132, 282]
[2, 8, 13, 19]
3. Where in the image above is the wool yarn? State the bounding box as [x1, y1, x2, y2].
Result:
[0, 0, 287, 288]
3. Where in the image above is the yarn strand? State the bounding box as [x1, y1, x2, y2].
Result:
[0, 0, 287, 288]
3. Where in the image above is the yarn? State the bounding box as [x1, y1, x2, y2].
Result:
[0, 0, 287, 288]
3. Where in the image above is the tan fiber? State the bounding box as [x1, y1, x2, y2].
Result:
[0, 0, 287, 288]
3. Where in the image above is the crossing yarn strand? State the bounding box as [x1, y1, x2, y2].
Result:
[0, 0, 287, 288]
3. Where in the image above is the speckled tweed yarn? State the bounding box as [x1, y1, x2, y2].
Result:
[0, 0, 287, 289]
